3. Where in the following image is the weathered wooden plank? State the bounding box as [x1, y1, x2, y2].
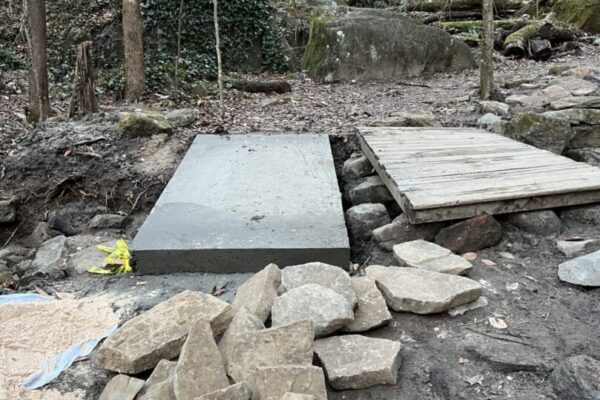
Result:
[358, 127, 600, 223]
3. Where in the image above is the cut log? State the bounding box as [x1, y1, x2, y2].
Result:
[504, 22, 543, 57]
[404, 0, 522, 13]
[528, 37, 552, 61]
[228, 80, 292, 94]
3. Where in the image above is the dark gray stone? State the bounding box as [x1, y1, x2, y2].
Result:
[88, 214, 126, 230]
[570, 126, 600, 149]
[566, 148, 600, 167]
[558, 250, 600, 287]
[463, 333, 547, 372]
[342, 155, 374, 180]
[550, 355, 600, 400]
[132, 135, 349, 273]
[505, 210, 562, 236]
[29, 222, 61, 246]
[430, 365, 462, 400]
[434, 215, 502, 253]
[561, 204, 600, 225]
[47, 202, 108, 236]
[348, 176, 393, 205]
[373, 214, 442, 251]
[22, 235, 68, 283]
[346, 203, 391, 241]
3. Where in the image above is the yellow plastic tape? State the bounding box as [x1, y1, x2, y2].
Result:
[88, 239, 132, 275]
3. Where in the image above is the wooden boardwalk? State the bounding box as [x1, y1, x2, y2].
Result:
[357, 127, 600, 223]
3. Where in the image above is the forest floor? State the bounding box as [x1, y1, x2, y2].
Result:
[1, 46, 600, 400]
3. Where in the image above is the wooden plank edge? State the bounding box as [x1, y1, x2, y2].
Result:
[407, 189, 600, 224]
[357, 131, 415, 217]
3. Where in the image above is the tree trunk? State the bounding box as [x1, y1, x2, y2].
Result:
[213, 0, 224, 119]
[27, 0, 49, 122]
[122, 0, 145, 99]
[174, 0, 184, 91]
[480, 0, 494, 100]
[68, 41, 98, 118]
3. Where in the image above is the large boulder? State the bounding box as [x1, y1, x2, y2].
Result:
[118, 111, 173, 137]
[502, 113, 574, 154]
[553, 0, 600, 34]
[302, 9, 474, 82]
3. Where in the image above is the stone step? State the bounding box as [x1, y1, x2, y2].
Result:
[132, 134, 349, 273]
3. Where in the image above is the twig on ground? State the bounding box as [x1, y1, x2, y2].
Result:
[129, 185, 152, 215]
[3, 223, 21, 247]
[464, 327, 532, 346]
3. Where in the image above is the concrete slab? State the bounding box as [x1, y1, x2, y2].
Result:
[132, 134, 349, 274]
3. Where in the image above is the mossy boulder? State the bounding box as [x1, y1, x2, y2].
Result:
[552, 0, 600, 34]
[502, 113, 574, 154]
[302, 9, 474, 82]
[118, 111, 173, 137]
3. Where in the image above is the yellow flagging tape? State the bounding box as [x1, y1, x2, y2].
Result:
[88, 239, 132, 275]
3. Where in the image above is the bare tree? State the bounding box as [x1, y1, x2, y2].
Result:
[213, 0, 224, 119]
[122, 0, 145, 99]
[27, 0, 49, 122]
[174, 0, 184, 91]
[480, 0, 494, 100]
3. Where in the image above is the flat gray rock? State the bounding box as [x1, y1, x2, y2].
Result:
[393, 240, 450, 266]
[132, 134, 349, 273]
[373, 215, 442, 251]
[226, 321, 314, 384]
[196, 383, 250, 400]
[550, 355, 600, 400]
[137, 359, 176, 400]
[97, 291, 233, 374]
[280, 262, 357, 307]
[463, 333, 546, 372]
[173, 320, 229, 400]
[366, 265, 482, 314]
[314, 335, 402, 390]
[253, 365, 327, 400]
[232, 263, 281, 322]
[558, 250, 600, 287]
[393, 240, 472, 275]
[219, 307, 265, 370]
[271, 284, 354, 337]
[505, 210, 562, 236]
[343, 277, 391, 332]
[99, 374, 144, 400]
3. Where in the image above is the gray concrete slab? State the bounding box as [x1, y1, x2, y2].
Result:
[132, 134, 349, 273]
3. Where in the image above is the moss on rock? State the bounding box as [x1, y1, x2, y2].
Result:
[118, 111, 173, 137]
[552, 0, 600, 34]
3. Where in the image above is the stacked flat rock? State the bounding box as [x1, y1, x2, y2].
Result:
[393, 240, 472, 275]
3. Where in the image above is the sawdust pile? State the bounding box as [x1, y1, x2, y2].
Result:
[0, 296, 119, 400]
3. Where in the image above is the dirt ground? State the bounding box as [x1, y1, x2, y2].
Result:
[1, 46, 600, 399]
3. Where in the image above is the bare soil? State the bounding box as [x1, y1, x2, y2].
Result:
[1, 46, 599, 399]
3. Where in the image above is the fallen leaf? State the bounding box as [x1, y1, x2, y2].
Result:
[488, 317, 507, 329]
[505, 282, 519, 291]
[212, 284, 227, 297]
[481, 259, 496, 266]
[499, 252, 515, 259]
[462, 252, 478, 261]
[459, 357, 469, 364]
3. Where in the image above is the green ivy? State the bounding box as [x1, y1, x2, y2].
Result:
[0, 48, 24, 71]
[141, 0, 289, 90]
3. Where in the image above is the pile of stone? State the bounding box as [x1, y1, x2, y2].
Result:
[477, 66, 600, 166]
[95, 258, 484, 399]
